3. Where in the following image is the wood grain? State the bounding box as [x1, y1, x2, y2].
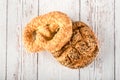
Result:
[0, 0, 119, 80]
[0, 0, 7, 80]
[38, 0, 80, 80]
[115, 0, 120, 80]
[80, 0, 115, 80]
[6, 0, 22, 79]
[21, 0, 38, 80]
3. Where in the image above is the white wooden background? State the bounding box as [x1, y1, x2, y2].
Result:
[0, 0, 120, 80]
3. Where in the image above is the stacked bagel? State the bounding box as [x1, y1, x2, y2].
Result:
[23, 11, 99, 69]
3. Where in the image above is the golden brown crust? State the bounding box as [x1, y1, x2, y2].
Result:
[52, 21, 99, 69]
[23, 11, 72, 53]
[23, 23, 44, 52]
[37, 11, 72, 52]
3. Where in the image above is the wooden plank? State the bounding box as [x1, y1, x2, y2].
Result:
[80, 0, 115, 80]
[38, 0, 80, 80]
[0, 0, 7, 80]
[7, 0, 22, 80]
[21, 0, 38, 80]
[115, 0, 120, 79]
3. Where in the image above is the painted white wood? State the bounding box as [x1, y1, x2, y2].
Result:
[80, 0, 115, 80]
[38, 0, 80, 80]
[0, 0, 7, 80]
[115, 0, 120, 79]
[1, 0, 119, 80]
[21, 0, 38, 80]
[6, 0, 22, 80]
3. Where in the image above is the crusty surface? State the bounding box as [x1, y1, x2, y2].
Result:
[23, 22, 44, 52]
[52, 21, 99, 69]
[37, 11, 72, 52]
[23, 11, 72, 53]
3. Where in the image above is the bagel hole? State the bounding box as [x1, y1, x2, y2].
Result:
[49, 27, 59, 39]
[33, 31, 36, 41]
[46, 24, 50, 26]
[40, 24, 60, 40]
[41, 28, 60, 41]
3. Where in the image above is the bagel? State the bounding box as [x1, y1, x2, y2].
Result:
[52, 21, 99, 69]
[23, 11, 72, 53]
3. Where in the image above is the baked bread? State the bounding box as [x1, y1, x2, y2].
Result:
[37, 11, 72, 53]
[23, 11, 72, 53]
[52, 21, 99, 68]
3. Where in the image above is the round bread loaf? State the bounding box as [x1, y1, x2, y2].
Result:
[52, 21, 99, 68]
